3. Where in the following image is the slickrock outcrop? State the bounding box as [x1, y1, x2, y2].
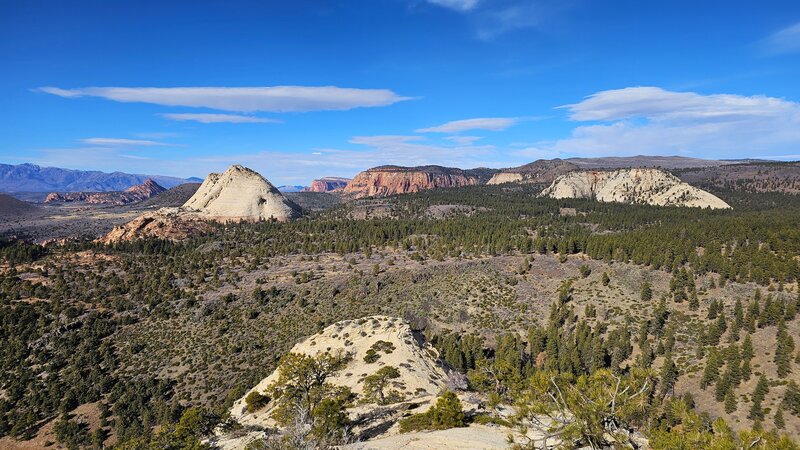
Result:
[212, 316, 453, 448]
[102, 165, 300, 242]
[184, 165, 300, 222]
[44, 179, 166, 205]
[306, 176, 351, 193]
[541, 168, 731, 209]
[100, 209, 214, 243]
[487, 159, 579, 185]
[231, 316, 449, 425]
[342, 165, 494, 198]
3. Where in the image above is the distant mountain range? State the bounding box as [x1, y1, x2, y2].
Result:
[0, 163, 201, 193]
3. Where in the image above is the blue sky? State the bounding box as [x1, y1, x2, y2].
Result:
[2, 0, 800, 185]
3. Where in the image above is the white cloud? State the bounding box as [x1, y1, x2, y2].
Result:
[759, 21, 800, 55]
[81, 137, 177, 146]
[427, 0, 480, 12]
[160, 113, 281, 124]
[38, 85, 412, 112]
[531, 86, 800, 159]
[417, 117, 520, 133]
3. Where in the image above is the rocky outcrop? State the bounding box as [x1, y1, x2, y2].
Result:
[540, 168, 731, 209]
[100, 209, 214, 243]
[342, 165, 494, 198]
[102, 165, 301, 242]
[44, 179, 166, 205]
[184, 165, 301, 222]
[487, 159, 579, 185]
[306, 177, 351, 193]
[212, 316, 454, 448]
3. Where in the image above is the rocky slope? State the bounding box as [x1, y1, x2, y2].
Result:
[0, 193, 39, 220]
[676, 161, 800, 194]
[306, 177, 351, 193]
[184, 165, 300, 222]
[541, 168, 731, 209]
[44, 179, 166, 205]
[487, 159, 579, 185]
[102, 165, 300, 242]
[215, 316, 454, 447]
[100, 210, 214, 243]
[343, 165, 495, 198]
[136, 183, 201, 209]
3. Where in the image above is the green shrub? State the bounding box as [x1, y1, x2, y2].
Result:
[245, 391, 269, 413]
[399, 392, 466, 433]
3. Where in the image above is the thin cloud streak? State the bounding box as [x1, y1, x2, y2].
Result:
[37, 86, 413, 112]
[160, 113, 282, 124]
[81, 138, 178, 146]
[417, 117, 520, 133]
[426, 0, 480, 12]
[759, 21, 800, 55]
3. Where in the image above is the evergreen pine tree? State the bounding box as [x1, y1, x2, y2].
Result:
[724, 389, 737, 413]
[782, 381, 800, 417]
[774, 405, 786, 430]
[748, 374, 769, 421]
[775, 319, 795, 378]
[701, 348, 722, 389]
[659, 353, 678, 398]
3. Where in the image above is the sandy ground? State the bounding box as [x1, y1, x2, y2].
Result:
[344, 424, 515, 449]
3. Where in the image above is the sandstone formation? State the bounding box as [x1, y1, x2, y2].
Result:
[342, 165, 494, 198]
[102, 165, 300, 242]
[487, 159, 579, 185]
[184, 165, 300, 222]
[44, 179, 166, 205]
[231, 316, 449, 426]
[540, 168, 731, 209]
[100, 209, 214, 243]
[305, 176, 351, 193]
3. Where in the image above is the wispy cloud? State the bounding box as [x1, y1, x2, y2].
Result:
[417, 117, 521, 133]
[525, 86, 800, 159]
[160, 113, 282, 124]
[445, 135, 482, 145]
[81, 137, 177, 146]
[759, 21, 800, 55]
[426, 0, 480, 12]
[37, 85, 413, 112]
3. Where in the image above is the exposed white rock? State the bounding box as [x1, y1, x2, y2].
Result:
[540, 168, 731, 209]
[486, 173, 523, 185]
[184, 165, 300, 221]
[230, 316, 449, 429]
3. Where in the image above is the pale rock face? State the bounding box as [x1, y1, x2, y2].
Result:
[486, 172, 523, 185]
[184, 165, 300, 221]
[102, 165, 300, 242]
[541, 168, 731, 209]
[230, 316, 449, 428]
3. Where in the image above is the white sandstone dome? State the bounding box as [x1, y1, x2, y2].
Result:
[183, 165, 301, 221]
[540, 168, 731, 209]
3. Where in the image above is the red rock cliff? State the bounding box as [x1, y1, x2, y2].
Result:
[306, 177, 351, 193]
[342, 166, 488, 198]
